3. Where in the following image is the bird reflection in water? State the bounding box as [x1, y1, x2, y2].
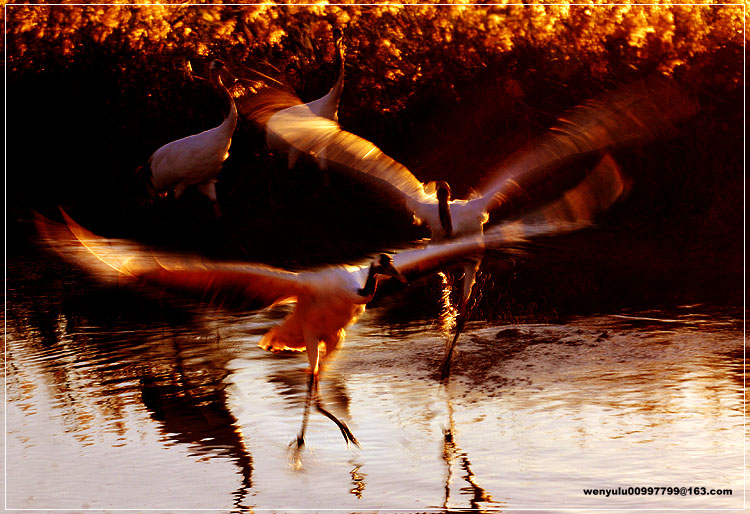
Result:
[349, 464, 367, 499]
[139, 371, 253, 510]
[437, 271, 459, 337]
[5, 276, 255, 508]
[441, 393, 497, 512]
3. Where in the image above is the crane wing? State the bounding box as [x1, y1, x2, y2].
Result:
[239, 85, 303, 128]
[272, 106, 430, 204]
[242, 84, 430, 207]
[483, 151, 628, 245]
[473, 78, 695, 215]
[36, 211, 307, 312]
[393, 151, 627, 279]
[391, 234, 486, 281]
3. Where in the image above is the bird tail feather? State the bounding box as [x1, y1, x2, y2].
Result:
[258, 327, 306, 354]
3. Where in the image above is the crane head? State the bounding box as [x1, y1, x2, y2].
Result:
[374, 254, 407, 284]
[209, 59, 238, 90]
[332, 27, 346, 61]
[435, 181, 452, 201]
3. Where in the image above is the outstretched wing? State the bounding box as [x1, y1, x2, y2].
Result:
[474, 78, 695, 215]
[238, 85, 303, 128]
[245, 86, 431, 208]
[393, 151, 627, 279]
[483, 151, 629, 245]
[36, 211, 307, 311]
[273, 105, 429, 203]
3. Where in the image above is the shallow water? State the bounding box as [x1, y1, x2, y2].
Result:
[5, 253, 745, 512]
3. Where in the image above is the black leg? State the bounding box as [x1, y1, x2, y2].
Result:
[440, 308, 467, 381]
[291, 372, 316, 450]
[441, 261, 481, 381]
[316, 399, 360, 448]
[291, 371, 360, 450]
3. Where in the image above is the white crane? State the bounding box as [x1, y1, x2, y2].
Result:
[137, 60, 238, 216]
[36, 156, 625, 453]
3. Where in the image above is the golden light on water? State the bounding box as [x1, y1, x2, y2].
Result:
[438, 271, 459, 337]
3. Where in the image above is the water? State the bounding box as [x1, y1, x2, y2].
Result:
[5, 253, 745, 512]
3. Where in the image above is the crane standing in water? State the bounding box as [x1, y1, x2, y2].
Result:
[37, 152, 626, 455]
[136, 60, 238, 216]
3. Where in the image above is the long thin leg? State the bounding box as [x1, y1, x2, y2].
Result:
[173, 183, 188, 200]
[293, 374, 359, 447]
[289, 369, 315, 469]
[292, 333, 321, 450]
[198, 181, 221, 217]
[287, 147, 301, 169]
[316, 146, 328, 170]
[293, 332, 360, 449]
[440, 306, 468, 381]
[293, 372, 316, 449]
[440, 259, 481, 381]
[315, 395, 360, 447]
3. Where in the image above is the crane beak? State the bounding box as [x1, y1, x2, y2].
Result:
[383, 262, 408, 284]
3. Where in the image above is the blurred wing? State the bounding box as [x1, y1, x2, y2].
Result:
[265, 104, 431, 206]
[484, 151, 629, 246]
[392, 234, 486, 281]
[238, 85, 303, 128]
[37, 211, 306, 311]
[475, 78, 695, 214]
[392, 152, 627, 280]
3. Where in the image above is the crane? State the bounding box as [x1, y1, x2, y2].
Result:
[136, 60, 238, 216]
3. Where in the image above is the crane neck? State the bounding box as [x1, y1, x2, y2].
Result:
[332, 39, 345, 101]
[309, 40, 345, 121]
[212, 71, 238, 133]
[438, 195, 454, 237]
[357, 265, 378, 299]
[221, 89, 238, 133]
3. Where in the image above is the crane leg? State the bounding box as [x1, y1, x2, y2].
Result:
[174, 183, 188, 200]
[316, 146, 329, 170]
[440, 259, 481, 381]
[315, 395, 360, 447]
[292, 373, 359, 448]
[293, 371, 316, 450]
[440, 306, 467, 381]
[198, 181, 221, 217]
[292, 333, 359, 450]
[293, 333, 321, 450]
[287, 148, 301, 169]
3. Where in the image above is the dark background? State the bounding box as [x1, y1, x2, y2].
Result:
[6, 5, 744, 321]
